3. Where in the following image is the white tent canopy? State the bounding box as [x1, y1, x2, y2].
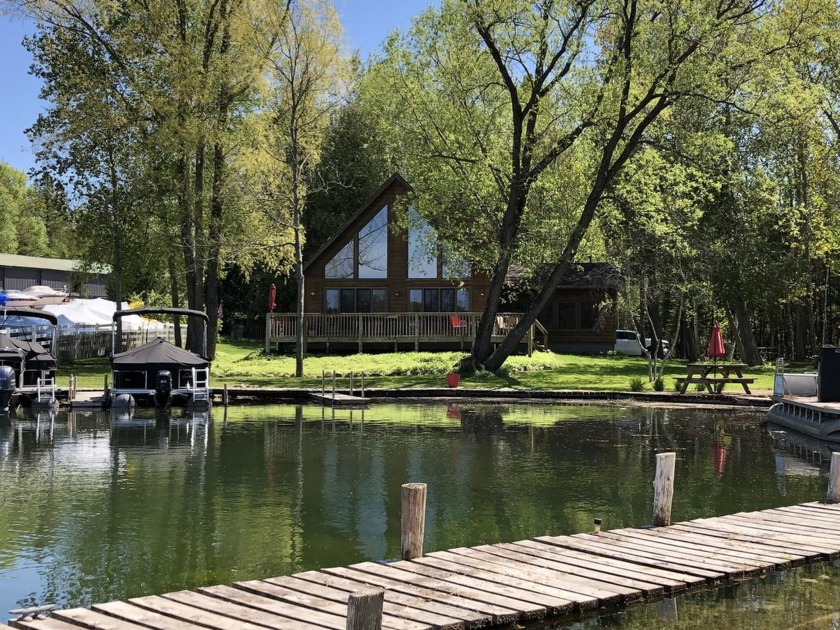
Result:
[43, 299, 160, 329]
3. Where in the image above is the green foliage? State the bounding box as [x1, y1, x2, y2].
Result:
[629, 377, 645, 392]
[653, 377, 665, 392]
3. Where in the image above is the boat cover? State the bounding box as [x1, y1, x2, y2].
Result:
[0, 333, 56, 369]
[112, 337, 209, 369]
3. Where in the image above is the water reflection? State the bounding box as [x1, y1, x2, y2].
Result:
[0, 403, 836, 623]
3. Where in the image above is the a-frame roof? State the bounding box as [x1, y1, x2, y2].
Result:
[303, 173, 412, 273]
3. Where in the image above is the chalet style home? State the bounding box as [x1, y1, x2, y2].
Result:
[265, 174, 617, 355]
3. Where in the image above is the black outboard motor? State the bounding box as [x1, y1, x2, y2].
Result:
[0, 365, 15, 412]
[154, 370, 172, 408]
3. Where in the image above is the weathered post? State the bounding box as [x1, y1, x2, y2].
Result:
[361, 372, 365, 399]
[332, 372, 337, 399]
[350, 372, 354, 397]
[346, 590, 384, 630]
[652, 452, 676, 527]
[827, 453, 840, 503]
[223, 384, 229, 407]
[322, 370, 325, 397]
[401, 482, 427, 560]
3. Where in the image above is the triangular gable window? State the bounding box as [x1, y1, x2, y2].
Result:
[325, 206, 388, 279]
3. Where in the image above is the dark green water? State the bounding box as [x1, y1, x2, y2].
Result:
[0, 402, 837, 627]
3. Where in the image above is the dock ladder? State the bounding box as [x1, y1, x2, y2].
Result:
[190, 367, 210, 404]
[35, 372, 57, 407]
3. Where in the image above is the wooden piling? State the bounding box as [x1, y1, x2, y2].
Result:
[322, 370, 325, 397]
[332, 372, 336, 398]
[222, 384, 229, 407]
[361, 372, 365, 398]
[346, 590, 383, 630]
[350, 372, 354, 397]
[828, 453, 840, 503]
[652, 452, 676, 527]
[401, 482, 427, 560]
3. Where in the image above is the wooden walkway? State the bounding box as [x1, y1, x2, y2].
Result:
[9, 501, 840, 629]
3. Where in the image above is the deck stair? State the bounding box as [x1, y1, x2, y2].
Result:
[11, 502, 840, 629]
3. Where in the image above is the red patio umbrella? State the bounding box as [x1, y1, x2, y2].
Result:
[707, 321, 725, 359]
[268, 283, 277, 312]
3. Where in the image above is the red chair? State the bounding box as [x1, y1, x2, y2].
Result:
[449, 315, 467, 332]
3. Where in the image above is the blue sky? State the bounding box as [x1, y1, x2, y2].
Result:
[0, 0, 433, 178]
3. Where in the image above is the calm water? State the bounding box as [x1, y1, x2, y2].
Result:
[0, 402, 837, 627]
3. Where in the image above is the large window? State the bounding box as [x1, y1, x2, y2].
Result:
[409, 288, 470, 312]
[408, 208, 437, 278]
[408, 208, 471, 280]
[325, 241, 354, 279]
[325, 288, 387, 313]
[358, 207, 388, 278]
[558, 303, 576, 330]
[580, 302, 599, 329]
[325, 206, 388, 279]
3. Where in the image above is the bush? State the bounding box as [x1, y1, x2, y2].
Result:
[629, 377, 645, 392]
[653, 377, 665, 391]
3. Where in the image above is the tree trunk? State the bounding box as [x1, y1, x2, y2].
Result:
[188, 142, 206, 354]
[168, 251, 182, 347]
[733, 298, 762, 365]
[206, 140, 224, 360]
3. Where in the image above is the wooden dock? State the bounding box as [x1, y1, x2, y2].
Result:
[10, 501, 840, 630]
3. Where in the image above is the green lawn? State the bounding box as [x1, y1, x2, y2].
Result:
[58, 337, 789, 392]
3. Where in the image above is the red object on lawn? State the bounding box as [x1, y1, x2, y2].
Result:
[268, 283, 277, 312]
[707, 321, 725, 359]
[446, 373, 460, 388]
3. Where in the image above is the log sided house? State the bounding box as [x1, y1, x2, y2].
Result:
[265, 174, 616, 354]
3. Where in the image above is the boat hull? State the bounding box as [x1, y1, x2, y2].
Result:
[767, 400, 840, 443]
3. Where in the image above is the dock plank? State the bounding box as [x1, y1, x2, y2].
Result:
[315, 566, 519, 625]
[238, 578, 431, 630]
[459, 545, 667, 598]
[511, 540, 698, 590]
[52, 609, 150, 630]
[27, 500, 840, 630]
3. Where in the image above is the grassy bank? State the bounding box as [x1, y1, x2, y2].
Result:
[58, 337, 784, 392]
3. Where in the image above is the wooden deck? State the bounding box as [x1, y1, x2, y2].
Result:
[11, 502, 840, 629]
[265, 312, 548, 355]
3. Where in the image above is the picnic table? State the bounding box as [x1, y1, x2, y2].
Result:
[676, 362, 754, 395]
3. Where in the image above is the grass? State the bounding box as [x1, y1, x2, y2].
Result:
[58, 336, 792, 393]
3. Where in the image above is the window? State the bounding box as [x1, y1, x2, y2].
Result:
[325, 206, 388, 279]
[408, 209, 472, 280]
[442, 243, 472, 279]
[325, 241, 354, 278]
[408, 288, 470, 312]
[408, 208, 437, 278]
[580, 303, 598, 329]
[325, 288, 387, 313]
[358, 207, 388, 278]
[558, 303, 576, 330]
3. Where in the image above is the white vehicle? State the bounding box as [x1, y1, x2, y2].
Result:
[615, 330, 671, 357]
[614, 330, 645, 356]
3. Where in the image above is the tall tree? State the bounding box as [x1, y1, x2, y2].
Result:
[367, 0, 781, 371]
[243, 0, 350, 376]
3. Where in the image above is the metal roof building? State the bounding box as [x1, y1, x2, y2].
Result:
[0, 253, 110, 298]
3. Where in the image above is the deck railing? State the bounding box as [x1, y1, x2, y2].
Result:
[265, 312, 545, 355]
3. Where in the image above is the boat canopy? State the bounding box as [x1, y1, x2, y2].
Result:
[0, 332, 56, 369]
[0, 308, 59, 327]
[112, 337, 209, 369]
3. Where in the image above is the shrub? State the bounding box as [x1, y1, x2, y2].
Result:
[629, 377, 645, 392]
[653, 377, 665, 391]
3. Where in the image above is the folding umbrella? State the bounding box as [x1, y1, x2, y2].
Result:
[268, 283, 277, 312]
